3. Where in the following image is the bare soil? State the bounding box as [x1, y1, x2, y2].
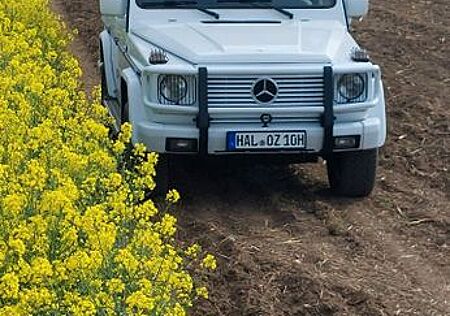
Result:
[52, 1, 450, 315]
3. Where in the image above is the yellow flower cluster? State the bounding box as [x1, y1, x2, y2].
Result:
[0, 1, 215, 315]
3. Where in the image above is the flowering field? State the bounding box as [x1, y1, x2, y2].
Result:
[0, 1, 214, 315]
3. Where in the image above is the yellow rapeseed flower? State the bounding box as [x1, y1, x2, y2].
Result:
[201, 254, 217, 271]
[195, 286, 209, 299]
[166, 189, 181, 204]
[0, 1, 213, 314]
[0, 273, 20, 300]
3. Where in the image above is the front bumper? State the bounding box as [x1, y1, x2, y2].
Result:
[134, 116, 383, 155]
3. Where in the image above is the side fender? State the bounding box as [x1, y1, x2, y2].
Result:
[100, 30, 117, 98]
[365, 80, 387, 148]
[121, 68, 144, 144]
[376, 81, 387, 147]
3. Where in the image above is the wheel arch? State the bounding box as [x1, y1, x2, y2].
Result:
[120, 68, 144, 143]
[99, 30, 117, 98]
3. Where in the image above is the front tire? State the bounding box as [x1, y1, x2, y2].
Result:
[121, 102, 171, 196]
[327, 149, 378, 197]
[99, 42, 108, 102]
[122, 102, 171, 197]
[153, 154, 171, 197]
[100, 61, 108, 102]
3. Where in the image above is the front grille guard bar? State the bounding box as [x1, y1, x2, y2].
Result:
[322, 66, 335, 158]
[197, 67, 210, 156]
[196, 66, 335, 157]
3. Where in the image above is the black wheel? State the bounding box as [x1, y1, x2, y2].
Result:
[100, 62, 108, 102]
[153, 154, 171, 197]
[99, 43, 108, 102]
[121, 101, 129, 126]
[101, 61, 118, 140]
[327, 149, 378, 197]
[121, 101, 171, 197]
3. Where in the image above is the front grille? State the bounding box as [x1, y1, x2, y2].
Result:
[208, 74, 324, 108]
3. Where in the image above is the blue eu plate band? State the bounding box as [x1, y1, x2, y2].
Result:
[322, 66, 335, 158]
[197, 67, 210, 156]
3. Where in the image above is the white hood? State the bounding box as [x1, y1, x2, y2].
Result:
[131, 20, 355, 64]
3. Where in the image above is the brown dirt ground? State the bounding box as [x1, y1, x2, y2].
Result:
[52, 1, 449, 315]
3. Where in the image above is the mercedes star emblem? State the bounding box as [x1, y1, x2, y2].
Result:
[252, 78, 279, 104]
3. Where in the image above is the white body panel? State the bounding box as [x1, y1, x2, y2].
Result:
[131, 20, 355, 64]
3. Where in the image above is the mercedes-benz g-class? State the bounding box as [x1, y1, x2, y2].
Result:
[99, 0, 386, 196]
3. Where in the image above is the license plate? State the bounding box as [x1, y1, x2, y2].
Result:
[227, 131, 307, 151]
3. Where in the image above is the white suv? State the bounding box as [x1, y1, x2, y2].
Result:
[99, 0, 386, 196]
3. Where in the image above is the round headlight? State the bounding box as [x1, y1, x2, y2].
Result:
[160, 75, 188, 103]
[338, 74, 365, 101]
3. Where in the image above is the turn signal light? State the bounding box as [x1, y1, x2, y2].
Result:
[149, 49, 169, 65]
[334, 136, 360, 149]
[166, 138, 198, 153]
[351, 47, 370, 62]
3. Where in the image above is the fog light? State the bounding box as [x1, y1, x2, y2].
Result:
[166, 138, 198, 153]
[333, 136, 360, 149]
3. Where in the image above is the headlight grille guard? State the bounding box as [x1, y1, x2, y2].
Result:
[157, 74, 197, 106]
[334, 73, 369, 104]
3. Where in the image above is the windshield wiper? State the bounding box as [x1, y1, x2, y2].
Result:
[218, 0, 293, 19]
[273, 7, 293, 19]
[141, 1, 220, 18]
[198, 8, 220, 19]
[141, 0, 197, 7]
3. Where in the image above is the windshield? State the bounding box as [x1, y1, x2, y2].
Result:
[136, 0, 336, 9]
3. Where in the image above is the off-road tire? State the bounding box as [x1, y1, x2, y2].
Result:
[100, 60, 119, 140]
[100, 62, 108, 102]
[99, 42, 108, 102]
[122, 101, 171, 197]
[122, 101, 129, 126]
[153, 154, 171, 197]
[327, 149, 378, 197]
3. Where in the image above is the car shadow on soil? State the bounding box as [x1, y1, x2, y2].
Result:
[170, 156, 360, 215]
